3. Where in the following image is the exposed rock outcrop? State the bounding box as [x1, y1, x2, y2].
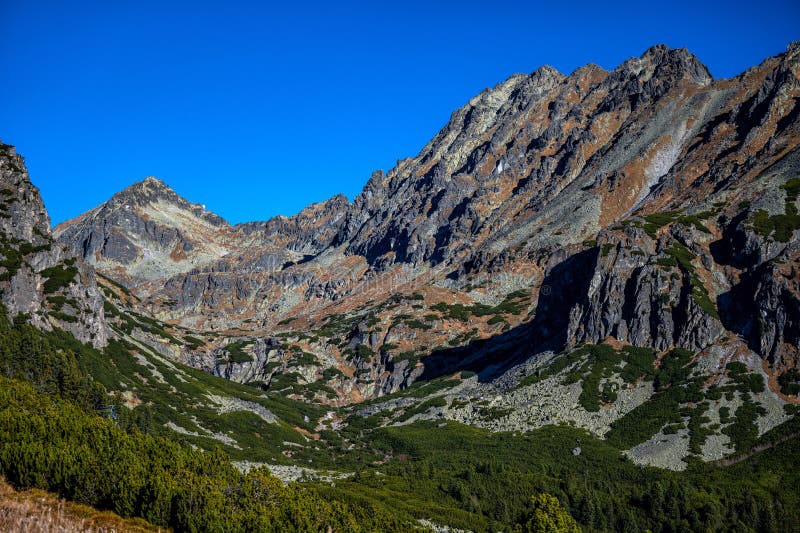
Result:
[564, 229, 724, 352]
[0, 143, 107, 347]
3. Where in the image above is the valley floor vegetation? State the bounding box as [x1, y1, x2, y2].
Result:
[0, 306, 582, 532]
[0, 304, 799, 532]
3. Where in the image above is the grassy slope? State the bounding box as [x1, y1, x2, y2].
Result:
[48, 326, 328, 465]
[86, 308, 800, 532]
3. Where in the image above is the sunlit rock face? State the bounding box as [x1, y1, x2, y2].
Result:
[53, 44, 800, 400]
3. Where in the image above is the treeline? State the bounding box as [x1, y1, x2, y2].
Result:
[0, 378, 403, 532]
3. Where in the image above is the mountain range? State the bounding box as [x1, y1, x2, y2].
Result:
[1, 43, 800, 531]
[51, 43, 800, 401]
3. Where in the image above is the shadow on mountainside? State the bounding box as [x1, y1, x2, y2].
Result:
[709, 213, 774, 357]
[417, 248, 598, 383]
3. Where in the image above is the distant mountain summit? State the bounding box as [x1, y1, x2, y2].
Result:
[106, 176, 227, 226]
[53, 176, 235, 283]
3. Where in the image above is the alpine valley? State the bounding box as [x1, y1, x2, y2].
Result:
[2, 43, 800, 532]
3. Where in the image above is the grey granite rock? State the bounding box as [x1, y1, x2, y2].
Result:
[0, 143, 107, 347]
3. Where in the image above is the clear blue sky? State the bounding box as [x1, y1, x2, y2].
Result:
[1, 1, 798, 225]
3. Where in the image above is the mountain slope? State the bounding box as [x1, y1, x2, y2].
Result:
[0, 143, 107, 347]
[3, 45, 800, 533]
[53, 45, 800, 431]
[53, 176, 235, 284]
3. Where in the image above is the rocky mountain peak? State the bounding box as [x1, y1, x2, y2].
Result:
[135, 175, 173, 195]
[54, 176, 236, 284]
[618, 44, 713, 86]
[468, 66, 565, 112]
[114, 175, 173, 201]
[105, 176, 227, 228]
[528, 64, 565, 88]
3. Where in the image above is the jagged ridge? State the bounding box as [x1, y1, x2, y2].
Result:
[51, 43, 800, 406]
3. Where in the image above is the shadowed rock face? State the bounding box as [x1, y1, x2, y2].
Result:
[52, 43, 800, 399]
[0, 144, 107, 348]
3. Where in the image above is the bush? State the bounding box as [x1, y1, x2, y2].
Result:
[779, 369, 800, 396]
[747, 178, 800, 242]
[727, 362, 766, 394]
[40, 261, 78, 293]
[723, 399, 766, 452]
[431, 291, 528, 323]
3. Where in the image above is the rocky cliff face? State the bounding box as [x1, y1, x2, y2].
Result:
[0, 143, 107, 347]
[557, 226, 725, 352]
[334, 45, 714, 267]
[53, 43, 800, 401]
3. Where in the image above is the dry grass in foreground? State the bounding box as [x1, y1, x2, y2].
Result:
[0, 478, 163, 532]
